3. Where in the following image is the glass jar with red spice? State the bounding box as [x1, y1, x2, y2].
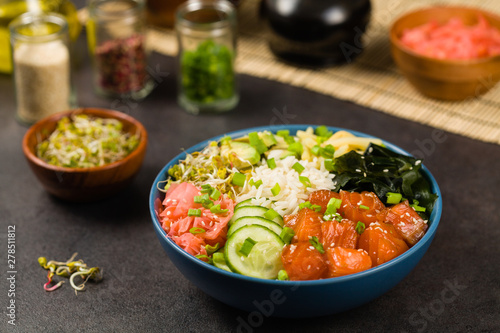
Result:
[87, 0, 153, 100]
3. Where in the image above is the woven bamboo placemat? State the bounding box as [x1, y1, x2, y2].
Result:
[147, 0, 500, 145]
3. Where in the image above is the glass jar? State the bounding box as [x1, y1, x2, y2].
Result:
[87, 0, 153, 100]
[176, 0, 238, 114]
[0, 0, 81, 74]
[10, 12, 74, 124]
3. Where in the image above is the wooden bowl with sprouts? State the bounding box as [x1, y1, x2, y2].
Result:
[22, 108, 147, 202]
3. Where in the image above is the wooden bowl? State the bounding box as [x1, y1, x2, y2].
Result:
[22, 108, 148, 202]
[390, 6, 500, 100]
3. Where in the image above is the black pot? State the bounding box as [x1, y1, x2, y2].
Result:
[262, 0, 372, 67]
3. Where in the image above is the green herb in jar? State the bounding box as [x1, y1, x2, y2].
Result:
[180, 39, 235, 104]
[36, 114, 140, 168]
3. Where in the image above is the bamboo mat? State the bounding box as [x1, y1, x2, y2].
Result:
[147, 0, 500, 145]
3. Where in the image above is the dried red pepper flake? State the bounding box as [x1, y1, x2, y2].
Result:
[95, 34, 148, 94]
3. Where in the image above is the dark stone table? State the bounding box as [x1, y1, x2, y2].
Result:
[1, 37, 499, 333]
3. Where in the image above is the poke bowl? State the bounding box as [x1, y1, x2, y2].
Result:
[149, 125, 442, 318]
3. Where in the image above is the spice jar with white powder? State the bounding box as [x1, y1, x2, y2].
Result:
[9, 13, 73, 124]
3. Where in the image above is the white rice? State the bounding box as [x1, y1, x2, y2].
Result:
[236, 151, 335, 216]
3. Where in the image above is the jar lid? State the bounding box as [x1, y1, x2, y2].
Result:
[176, 0, 237, 37]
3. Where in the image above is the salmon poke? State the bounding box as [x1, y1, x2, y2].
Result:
[154, 126, 438, 281]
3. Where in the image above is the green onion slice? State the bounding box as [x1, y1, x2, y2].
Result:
[311, 145, 321, 156]
[205, 243, 219, 254]
[210, 204, 228, 214]
[238, 237, 257, 257]
[210, 188, 221, 200]
[188, 209, 201, 217]
[324, 159, 335, 172]
[359, 205, 370, 210]
[277, 269, 289, 281]
[355, 221, 366, 234]
[276, 130, 289, 137]
[267, 158, 277, 169]
[299, 176, 311, 188]
[232, 172, 246, 187]
[264, 208, 280, 221]
[280, 227, 295, 244]
[200, 184, 213, 193]
[309, 236, 325, 254]
[189, 227, 206, 234]
[271, 183, 281, 196]
[386, 192, 402, 204]
[292, 162, 305, 174]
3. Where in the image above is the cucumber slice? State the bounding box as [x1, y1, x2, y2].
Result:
[225, 225, 285, 279]
[212, 252, 232, 272]
[234, 198, 254, 210]
[230, 205, 284, 226]
[228, 216, 282, 237]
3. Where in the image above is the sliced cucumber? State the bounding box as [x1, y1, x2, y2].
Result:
[228, 216, 283, 237]
[225, 225, 285, 279]
[230, 205, 284, 226]
[234, 198, 254, 210]
[212, 252, 232, 272]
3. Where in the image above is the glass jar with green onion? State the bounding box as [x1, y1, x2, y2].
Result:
[175, 0, 238, 114]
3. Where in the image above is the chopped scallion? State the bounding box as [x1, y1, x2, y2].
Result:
[277, 269, 289, 281]
[264, 208, 280, 221]
[195, 254, 213, 264]
[210, 188, 221, 200]
[292, 162, 305, 174]
[189, 227, 206, 234]
[355, 221, 366, 234]
[188, 209, 201, 217]
[280, 227, 295, 244]
[309, 236, 324, 254]
[239, 237, 257, 257]
[311, 145, 321, 156]
[200, 184, 213, 193]
[315, 125, 333, 138]
[299, 176, 311, 188]
[320, 144, 335, 158]
[210, 204, 228, 214]
[205, 243, 219, 254]
[359, 205, 369, 210]
[276, 130, 289, 137]
[232, 172, 246, 187]
[386, 192, 402, 204]
[324, 159, 335, 171]
[267, 158, 277, 169]
[287, 142, 303, 157]
[271, 183, 281, 196]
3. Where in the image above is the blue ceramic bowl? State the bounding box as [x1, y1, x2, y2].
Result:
[149, 125, 442, 318]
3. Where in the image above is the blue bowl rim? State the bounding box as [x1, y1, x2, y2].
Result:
[149, 124, 442, 286]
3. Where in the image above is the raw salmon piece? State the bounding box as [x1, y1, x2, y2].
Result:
[358, 222, 409, 267]
[338, 191, 387, 227]
[385, 200, 428, 246]
[321, 219, 359, 249]
[308, 190, 341, 214]
[281, 242, 327, 281]
[325, 247, 372, 278]
[285, 208, 323, 243]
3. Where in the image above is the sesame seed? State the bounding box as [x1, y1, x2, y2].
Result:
[307, 265, 311, 270]
[383, 169, 389, 172]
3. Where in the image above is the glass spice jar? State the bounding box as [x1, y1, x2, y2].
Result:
[87, 0, 153, 100]
[9, 12, 74, 124]
[176, 0, 238, 114]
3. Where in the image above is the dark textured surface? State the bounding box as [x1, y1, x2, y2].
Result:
[1, 45, 500, 332]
